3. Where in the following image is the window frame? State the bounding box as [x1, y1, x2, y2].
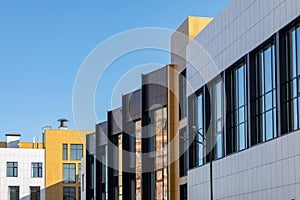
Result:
[8, 186, 19, 200]
[63, 187, 76, 200]
[31, 162, 43, 178]
[63, 163, 76, 184]
[250, 39, 277, 146]
[70, 144, 83, 160]
[7, 162, 18, 177]
[63, 144, 68, 160]
[226, 60, 248, 154]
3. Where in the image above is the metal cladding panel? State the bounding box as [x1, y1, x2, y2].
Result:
[96, 121, 108, 147]
[86, 132, 96, 155]
[122, 89, 142, 122]
[142, 66, 168, 111]
[108, 107, 122, 136]
[186, 0, 300, 96]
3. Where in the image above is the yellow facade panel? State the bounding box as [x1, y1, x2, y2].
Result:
[44, 129, 93, 200]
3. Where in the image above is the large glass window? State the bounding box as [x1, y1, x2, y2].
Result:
[179, 69, 187, 119]
[251, 43, 277, 145]
[70, 144, 83, 160]
[226, 63, 248, 154]
[63, 164, 76, 183]
[189, 91, 205, 169]
[135, 120, 142, 200]
[7, 162, 18, 177]
[180, 184, 187, 200]
[281, 23, 300, 133]
[179, 128, 188, 177]
[78, 163, 81, 183]
[63, 144, 68, 160]
[197, 92, 204, 165]
[9, 186, 19, 200]
[209, 79, 224, 159]
[30, 186, 40, 200]
[32, 163, 43, 178]
[154, 107, 168, 200]
[63, 187, 76, 200]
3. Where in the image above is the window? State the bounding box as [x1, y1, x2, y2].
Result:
[135, 120, 142, 200]
[82, 174, 84, 191]
[226, 62, 248, 154]
[180, 184, 187, 200]
[70, 144, 83, 160]
[78, 164, 81, 183]
[63, 164, 76, 183]
[63, 144, 68, 160]
[32, 163, 43, 178]
[251, 43, 277, 145]
[78, 187, 81, 200]
[7, 162, 18, 177]
[209, 79, 224, 159]
[154, 107, 168, 199]
[189, 91, 205, 169]
[63, 187, 76, 200]
[196, 92, 204, 166]
[179, 69, 187, 119]
[9, 186, 19, 200]
[179, 128, 188, 177]
[30, 186, 40, 200]
[281, 23, 300, 133]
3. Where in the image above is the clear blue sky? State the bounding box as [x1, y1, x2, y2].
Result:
[0, 0, 231, 142]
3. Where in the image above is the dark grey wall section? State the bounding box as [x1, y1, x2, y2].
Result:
[142, 66, 168, 112]
[96, 121, 108, 147]
[108, 108, 123, 136]
[123, 89, 142, 122]
[95, 121, 108, 200]
[86, 132, 96, 155]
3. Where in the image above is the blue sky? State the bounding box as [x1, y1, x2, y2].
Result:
[0, 0, 231, 142]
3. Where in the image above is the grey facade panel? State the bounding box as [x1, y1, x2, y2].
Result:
[86, 132, 96, 155]
[96, 121, 108, 147]
[142, 66, 168, 111]
[187, 0, 300, 96]
[122, 89, 142, 122]
[188, 130, 300, 200]
[108, 107, 122, 136]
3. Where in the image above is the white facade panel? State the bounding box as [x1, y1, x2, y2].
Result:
[81, 156, 86, 200]
[0, 148, 45, 200]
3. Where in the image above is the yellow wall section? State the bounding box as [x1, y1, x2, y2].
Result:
[167, 64, 180, 200]
[187, 16, 213, 41]
[44, 129, 93, 200]
[0, 142, 7, 148]
[20, 142, 43, 149]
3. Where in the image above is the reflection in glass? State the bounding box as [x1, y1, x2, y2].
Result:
[135, 120, 142, 200]
[282, 24, 300, 133]
[252, 43, 276, 145]
[210, 79, 224, 159]
[197, 93, 204, 166]
[151, 107, 168, 200]
[227, 63, 248, 154]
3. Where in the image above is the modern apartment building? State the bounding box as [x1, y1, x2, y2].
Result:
[186, 0, 300, 199]
[43, 119, 93, 200]
[0, 134, 45, 200]
[83, 0, 300, 199]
